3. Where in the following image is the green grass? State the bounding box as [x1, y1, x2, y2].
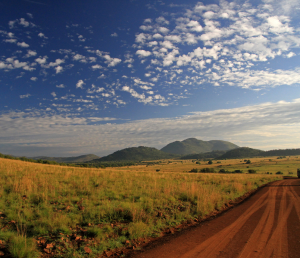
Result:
[0, 157, 285, 257]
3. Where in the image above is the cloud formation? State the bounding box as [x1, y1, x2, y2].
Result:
[1, 99, 300, 156]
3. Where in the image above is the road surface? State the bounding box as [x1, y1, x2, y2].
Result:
[128, 179, 300, 258]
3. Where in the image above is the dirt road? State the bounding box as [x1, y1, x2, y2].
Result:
[128, 179, 300, 258]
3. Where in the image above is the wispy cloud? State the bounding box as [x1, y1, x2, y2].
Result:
[1, 99, 300, 156]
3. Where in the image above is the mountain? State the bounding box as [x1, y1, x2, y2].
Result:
[92, 146, 176, 162]
[217, 147, 265, 159]
[180, 150, 227, 160]
[31, 154, 99, 163]
[265, 149, 300, 157]
[160, 138, 239, 155]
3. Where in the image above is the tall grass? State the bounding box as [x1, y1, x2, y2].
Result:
[0, 158, 282, 257]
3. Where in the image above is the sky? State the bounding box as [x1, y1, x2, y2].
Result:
[1, 0, 300, 157]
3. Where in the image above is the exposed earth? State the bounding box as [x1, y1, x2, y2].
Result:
[127, 178, 300, 258]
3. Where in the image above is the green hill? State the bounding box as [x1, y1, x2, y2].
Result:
[160, 138, 239, 155]
[265, 149, 300, 157]
[180, 150, 227, 160]
[217, 147, 265, 159]
[93, 146, 176, 162]
[31, 154, 99, 163]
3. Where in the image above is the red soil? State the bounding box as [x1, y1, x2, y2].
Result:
[126, 179, 300, 258]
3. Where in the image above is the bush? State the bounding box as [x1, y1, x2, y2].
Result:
[246, 160, 251, 164]
[234, 170, 243, 173]
[276, 171, 283, 174]
[208, 160, 213, 164]
[190, 168, 198, 173]
[248, 169, 256, 174]
[200, 168, 215, 173]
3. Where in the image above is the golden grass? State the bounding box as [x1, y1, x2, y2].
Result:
[0, 156, 289, 257]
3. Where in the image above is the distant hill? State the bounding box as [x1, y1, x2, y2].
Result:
[160, 138, 239, 155]
[265, 149, 300, 157]
[217, 147, 264, 159]
[180, 150, 227, 160]
[217, 147, 300, 160]
[92, 146, 176, 162]
[31, 154, 99, 163]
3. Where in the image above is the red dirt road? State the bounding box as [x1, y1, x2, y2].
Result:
[128, 179, 300, 258]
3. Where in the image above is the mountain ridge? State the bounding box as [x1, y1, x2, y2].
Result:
[91, 146, 176, 162]
[30, 154, 99, 163]
[160, 138, 239, 155]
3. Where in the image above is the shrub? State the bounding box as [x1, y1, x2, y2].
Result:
[8, 235, 39, 258]
[190, 168, 198, 173]
[276, 171, 283, 174]
[248, 169, 256, 174]
[219, 169, 226, 173]
[246, 160, 251, 164]
[234, 170, 243, 173]
[200, 168, 215, 173]
[208, 160, 213, 164]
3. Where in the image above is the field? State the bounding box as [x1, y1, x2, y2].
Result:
[0, 156, 298, 257]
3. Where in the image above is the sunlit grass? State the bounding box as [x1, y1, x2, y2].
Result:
[0, 157, 286, 257]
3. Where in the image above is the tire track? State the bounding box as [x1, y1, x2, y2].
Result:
[129, 179, 300, 258]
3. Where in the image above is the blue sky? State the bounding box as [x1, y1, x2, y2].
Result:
[1, 0, 300, 157]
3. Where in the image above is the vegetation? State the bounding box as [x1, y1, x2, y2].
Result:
[160, 138, 239, 155]
[30, 154, 99, 163]
[218, 147, 265, 159]
[93, 146, 177, 162]
[0, 157, 282, 257]
[180, 150, 227, 160]
[218, 147, 300, 160]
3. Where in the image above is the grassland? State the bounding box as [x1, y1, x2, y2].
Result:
[0, 156, 296, 257]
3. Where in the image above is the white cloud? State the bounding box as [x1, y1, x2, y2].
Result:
[158, 27, 170, 34]
[49, 59, 65, 67]
[111, 32, 118, 37]
[35, 56, 47, 65]
[19, 18, 30, 27]
[17, 42, 29, 48]
[187, 20, 203, 32]
[160, 40, 175, 49]
[136, 50, 152, 58]
[4, 39, 17, 43]
[0, 62, 7, 69]
[30, 77, 37, 81]
[8, 20, 16, 28]
[56, 84, 65, 88]
[203, 11, 215, 19]
[2, 100, 300, 156]
[73, 54, 86, 61]
[135, 33, 148, 44]
[103, 54, 122, 67]
[76, 80, 85, 89]
[156, 16, 169, 25]
[20, 94, 31, 99]
[25, 50, 37, 58]
[51, 92, 56, 97]
[91, 64, 103, 69]
[153, 33, 163, 39]
[286, 52, 295, 58]
[38, 32, 47, 39]
[55, 66, 63, 74]
[140, 25, 153, 31]
[122, 86, 153, 104]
